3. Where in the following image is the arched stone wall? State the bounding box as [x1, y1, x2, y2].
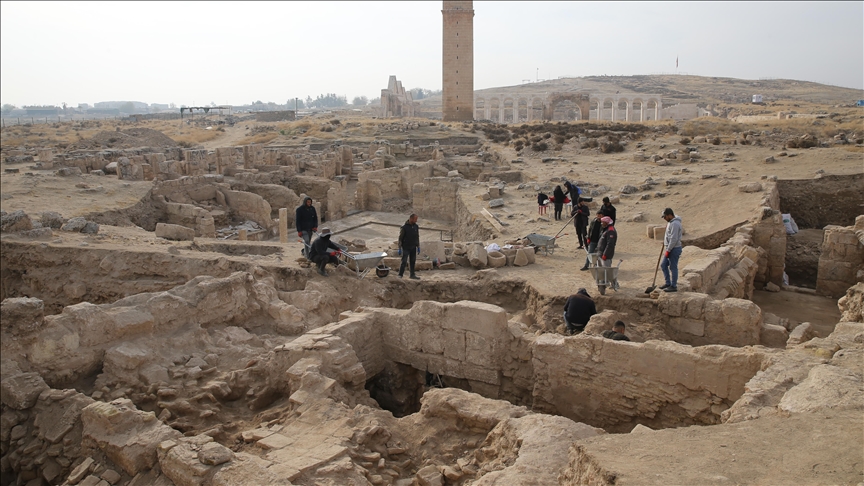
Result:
[543, 93, 591, 122]
[472, 93, 661, 123]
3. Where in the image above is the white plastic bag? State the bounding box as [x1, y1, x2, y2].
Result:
[782, 213, 798, 235]
[486, 243, 501, 252]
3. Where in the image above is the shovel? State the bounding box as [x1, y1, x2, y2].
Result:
[645, 245, 666, 294]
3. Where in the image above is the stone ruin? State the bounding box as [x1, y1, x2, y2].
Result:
[1, 129, 863, 486]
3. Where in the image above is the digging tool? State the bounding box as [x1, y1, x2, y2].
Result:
[645, 244, 665, 294]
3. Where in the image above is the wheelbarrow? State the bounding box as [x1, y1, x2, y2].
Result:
[337, 250, 389, 279]
[525, 233, 565, 256]
[587, 251, 623, 295]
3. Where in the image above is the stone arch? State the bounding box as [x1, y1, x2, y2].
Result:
[543, 93, 591, 122]
[530, 97, 544, 121]
[517, 98, 528, 123]
[600, 98, 615, 121]
[645, 99, 658, 121]
[617, 99, 629, 121]
[631, 98, 644, 122]
[552, 100, 582, 121]
[503, 98, 515, 123]
[489, 98, 501, 123]
[475, 97, 486, 120]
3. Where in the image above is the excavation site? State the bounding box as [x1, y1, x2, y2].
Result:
[1, 10, 864, 477]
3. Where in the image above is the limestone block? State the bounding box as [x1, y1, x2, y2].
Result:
[82, 399, 182, 476]
[778, 365, 864, 414]
[501, 248, 517, 266]
[467, 244, 488, 269]
[489, 198, 504, 208]
[104, 342, 151, 373]
[653, 226, 666, 240]
[513, 249, 529, 267]
[452, 254, 471, 267]
[487, 251, 506, 268]
[419, 241, 448, 263]
[198, 442, 234, 466]
[760, 323, 789, 348]
[787, 322, 815, 347]
[0, 296, 44, 335]
[417, 464, 444, 486]
[159, 436, 215, 486]
[155, 223, 195, 241]
[524, 248, 535, 264]
[444, 301, 508, 339]
[0, 372, 49, 409]
[738, 182, 763, 193]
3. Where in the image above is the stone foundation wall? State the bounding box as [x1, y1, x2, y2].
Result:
[312, 300, 766, 431]
[679, 226, 762, 299]
[164, 202, 216, 237]
[816, 220, 864, 298]
[531, 334, 765, 431]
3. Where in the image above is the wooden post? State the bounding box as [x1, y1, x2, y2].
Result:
[279, 208, 288, 243]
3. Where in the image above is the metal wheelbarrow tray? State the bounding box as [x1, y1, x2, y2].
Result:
[587, 252, 623, 295]
[337, 251, 389, 279]
[525, 233, 559, 255]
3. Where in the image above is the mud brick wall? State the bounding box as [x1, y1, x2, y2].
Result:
[816, 223, 864, 297]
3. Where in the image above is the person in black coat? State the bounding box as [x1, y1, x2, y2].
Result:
[581, 211, 604, 271]
[308, 228, 341, 276]
[600, 197, 616, 225]
[398, 214, 421, 279]
[295, 196, 318, 256]
[563, 288, 596, 335]
[572, 198, 590, 249]
[552, 185, 566, 221]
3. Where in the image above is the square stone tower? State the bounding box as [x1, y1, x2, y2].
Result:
[442, 1, 474, 122]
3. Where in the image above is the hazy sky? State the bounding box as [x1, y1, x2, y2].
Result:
[2, 1, 862, 107]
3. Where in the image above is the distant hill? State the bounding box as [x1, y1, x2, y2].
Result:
[416, 74, 864, 117]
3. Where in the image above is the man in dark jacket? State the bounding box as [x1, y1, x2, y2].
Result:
[295, 197, 318, 256]
[308, 227, 341, 276]
[398, 214, 421, 279]
[572, 198, 591, 249]
[602, 321, 631, 341]
[563, 288, 596, 335]
[600, 197, 616, 225]
[580, 211, 604, 271]
[596, 216, 616, 267]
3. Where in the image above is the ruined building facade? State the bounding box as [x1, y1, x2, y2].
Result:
[442, 1, 474, 122]
[381, 76, 417, 118]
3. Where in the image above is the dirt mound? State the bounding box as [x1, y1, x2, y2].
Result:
[69, 127, 178, 150]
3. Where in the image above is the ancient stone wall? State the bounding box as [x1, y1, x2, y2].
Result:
[531, 334, 765, 431]
[304, 300, 766, 431]
[679, 226, 761, 299]
[411, 177, 460, 224]
[164, 202, 216, 237]
[218, 189, 274, 230]
[816, 221, 864, 297]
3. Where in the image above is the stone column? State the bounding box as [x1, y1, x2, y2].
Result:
[279, 208, 288, 243]
[238, 229, 247, 241]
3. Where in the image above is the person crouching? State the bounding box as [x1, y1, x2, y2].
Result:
[308, 228, 341, 276]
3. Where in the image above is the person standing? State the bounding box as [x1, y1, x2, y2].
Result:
[398, 214, 421, 280]
[563, 288, 597, 335]
[660, 207, 683, 292]
[295, 196, 318, 257]
[552, 185, 566, 221]
[600, 197, 617, 225]
[307, 228, 341, 276]
[580, 211, 604, 271]
[596, 216, 617, 267]
[572, 198, 590, 249]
